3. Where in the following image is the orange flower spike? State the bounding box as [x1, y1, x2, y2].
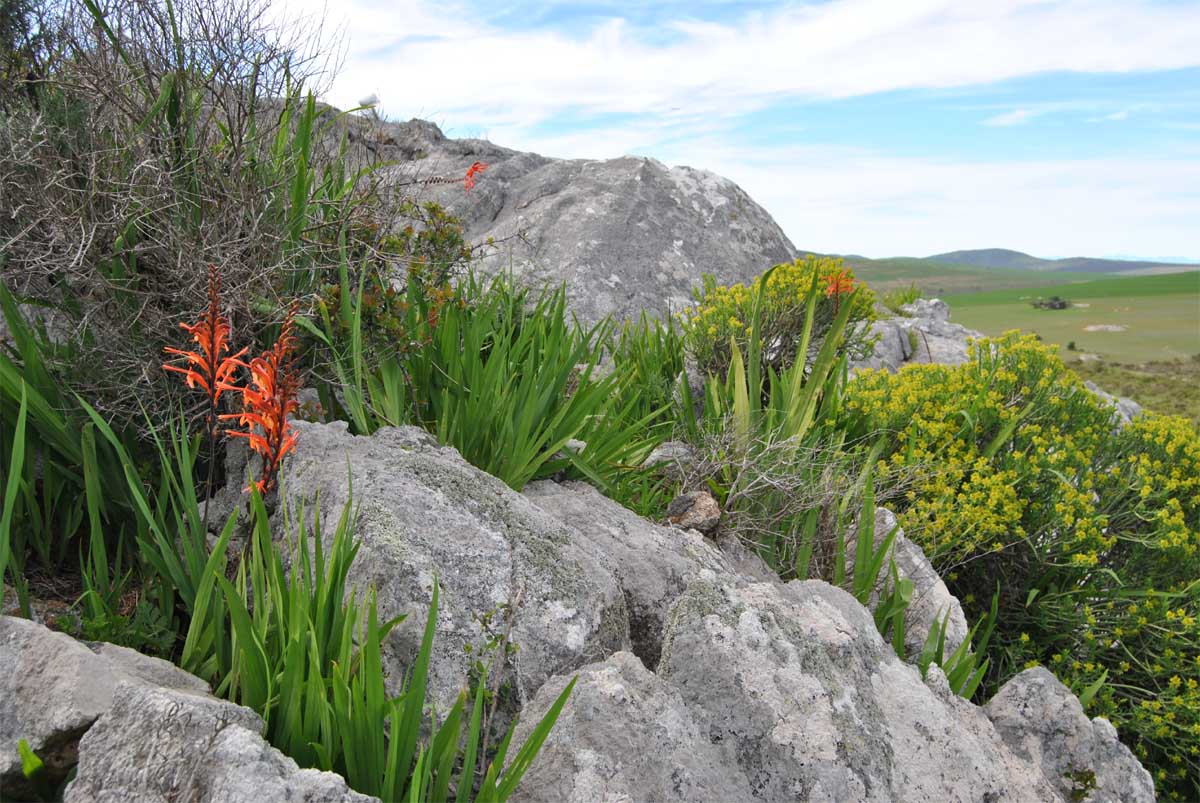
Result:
[222, 302, 302, 494]
[823, 268, 856, 298]
[464, 161, 489, 192]
[163, 265, 247, 409]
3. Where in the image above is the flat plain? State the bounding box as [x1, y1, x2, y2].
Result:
[942, 271, 1200, 364]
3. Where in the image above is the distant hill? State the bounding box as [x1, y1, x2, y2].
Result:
[838, 254, 1096, 296]
[924, 248, 1198, 275]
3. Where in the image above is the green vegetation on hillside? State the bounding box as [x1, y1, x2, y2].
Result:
[844, 255, 1094, 296]
[927, 248, 1197, 275]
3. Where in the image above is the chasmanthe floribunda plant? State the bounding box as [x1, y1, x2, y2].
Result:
[164, 276, 301, 496]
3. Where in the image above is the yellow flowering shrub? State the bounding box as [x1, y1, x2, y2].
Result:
[843, 332, 1200, 799]
[680, 255, 876, 379]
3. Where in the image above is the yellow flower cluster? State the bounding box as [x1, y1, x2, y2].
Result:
[680, 255, 876, 378]
[841, 331, 1200, 799]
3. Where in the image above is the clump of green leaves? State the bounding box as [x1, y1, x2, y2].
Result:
[685, 262, 862, 576]
[882, 282, 922, 314]
[314, 267, 658, 491]
[180, 484, 572, 801]
[679, 255, 876, 381]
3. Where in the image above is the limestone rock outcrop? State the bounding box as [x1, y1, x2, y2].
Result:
[851, 297, 982, 374]
[985, 667, 1156, 803]
[276, 421, 630, 715]
[0, 616, 372, 803]
[368, 119, 798, 324]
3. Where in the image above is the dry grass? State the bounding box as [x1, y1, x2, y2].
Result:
[1068, 356, 1200, 427]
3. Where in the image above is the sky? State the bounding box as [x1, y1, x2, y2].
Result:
[282, 0, 1200, 261]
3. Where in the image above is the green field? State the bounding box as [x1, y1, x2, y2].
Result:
[942, 271, 1200, 363]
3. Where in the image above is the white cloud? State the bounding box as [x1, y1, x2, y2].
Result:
[982, 109, 1041, 127]
[267, 0, 1200, 259]
[678, 144, 1200, 259]
[1086, 109, 1132, 122]
[282, 0, 1200, 124]
[446, 118, 1200, 258]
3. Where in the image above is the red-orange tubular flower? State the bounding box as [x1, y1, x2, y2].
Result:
[823, 268, 856, 298]
[163, 265, 247, 422]
[464, 161, 489, 192]
[222, 303, 302, 494]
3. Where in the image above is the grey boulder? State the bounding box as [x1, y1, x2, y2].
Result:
[508, 651, 749, 803]
[0, 615, 209, 797]
[522, 480, 754, 670]
[658, 578, 1078, 801]
[372, 119, 797, 324]
[985, 667, 1155, 803]
[852, 297, 982, 374]
[277, 421, 630, 714]
[642, 440, 696, 479]
[65, 683, 374, 803]
[1084, 380, 1143, 426]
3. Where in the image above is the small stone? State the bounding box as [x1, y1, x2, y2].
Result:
[643, 440, 695, 477]
[666, 491, 721, 535]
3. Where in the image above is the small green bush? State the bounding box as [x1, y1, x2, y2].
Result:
[882, 282, 923, 314]
[843, 331, 1200, 799]
[679, 255, 876, 382]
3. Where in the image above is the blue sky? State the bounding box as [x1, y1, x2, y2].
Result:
[288, 0, 1200, 260]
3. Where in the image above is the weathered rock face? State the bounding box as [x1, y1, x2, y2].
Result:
[522, 480, 756, 669]
[0, 616, 371, 803]
[985, 667, 1156, 803]
[0, 615, 209, 797]
[66, 684, 373, 803]
[654, 578, 1146, 802]
[508, 651, 751, 803]
[851, 297, 982, 374]
[4, 421, 1156, 801]
[369, 119, 797, 323]
[277, 421, 631, 713]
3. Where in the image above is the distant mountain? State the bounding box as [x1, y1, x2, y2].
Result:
[924, 248, 1197, 275]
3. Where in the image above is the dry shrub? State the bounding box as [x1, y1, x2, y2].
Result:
[0, 0, 370, 430]
[683, 425, 925, 581]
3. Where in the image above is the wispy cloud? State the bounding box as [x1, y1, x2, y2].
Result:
[280, 0, 1200, 124]
[272, 0, 1200, 259]
[982, 109, 1041, 127]
[665, 143, 1200, 258]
